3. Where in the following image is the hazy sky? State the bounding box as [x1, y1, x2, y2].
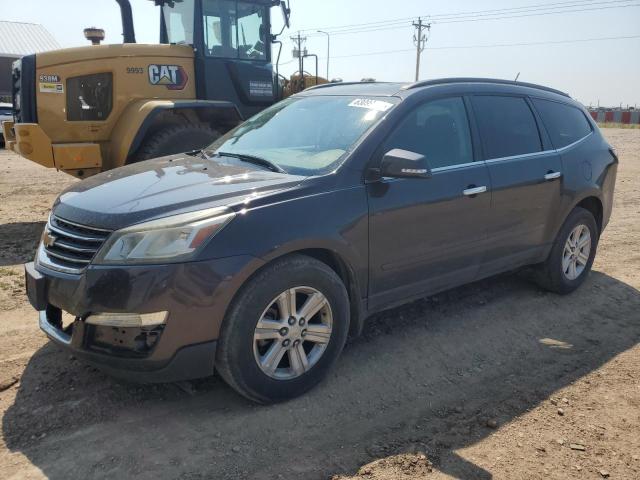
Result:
[2, 0, 639, 106]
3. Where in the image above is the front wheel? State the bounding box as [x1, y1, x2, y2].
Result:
[534, 207, 599, 294]
[215, 255, 350, 403]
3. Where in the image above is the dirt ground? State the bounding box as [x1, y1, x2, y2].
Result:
[0, 129, 638, 480]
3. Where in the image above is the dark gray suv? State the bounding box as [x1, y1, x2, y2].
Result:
[25, 78, 618, 403]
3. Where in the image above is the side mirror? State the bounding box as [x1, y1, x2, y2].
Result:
[280, 1, 291, 29]
[380, 149, 432, 179]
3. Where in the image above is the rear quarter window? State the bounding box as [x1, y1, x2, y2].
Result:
[471, 95, 542, 159]
[532, 98, 592, 149]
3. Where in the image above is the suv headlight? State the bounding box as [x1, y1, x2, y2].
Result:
[93, 207, 235, 265]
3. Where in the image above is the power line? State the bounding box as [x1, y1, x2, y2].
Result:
[301, 0, 634, 34]
[308, 3, 640, 37]
[434, 2, 640, 23]
[426, 0, 631, 18]
[302, 1, 639, 37]
[317, 34, 640, 60]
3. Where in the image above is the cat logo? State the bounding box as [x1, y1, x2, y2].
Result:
[148, 64, 188, 90]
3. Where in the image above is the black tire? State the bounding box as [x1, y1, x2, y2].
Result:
[534, 207, 599, 294]
[134, 123, 220, 161]
[216, 254, 350, 404]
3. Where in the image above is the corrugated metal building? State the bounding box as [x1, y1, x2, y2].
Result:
[588, 108, 640, 125]
[0, 21, 61, 99]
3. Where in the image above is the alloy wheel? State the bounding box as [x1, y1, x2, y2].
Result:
[253, 286, 333, 380]
[562, 224, 591, 280]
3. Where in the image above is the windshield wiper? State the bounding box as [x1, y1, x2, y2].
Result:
[217, 152, 287, 174]
[185, 149, 210, 160]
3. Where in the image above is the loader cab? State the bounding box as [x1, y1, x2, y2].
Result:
[160, 0, 281, 119]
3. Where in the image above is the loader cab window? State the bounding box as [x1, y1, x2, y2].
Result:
[203, 0, 268, 61]
[162, 0, 195, 45]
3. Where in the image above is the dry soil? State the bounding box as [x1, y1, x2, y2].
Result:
[0, 129, 638, 479]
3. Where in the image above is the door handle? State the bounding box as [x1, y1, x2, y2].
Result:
[544, 171, 562, 181]
[463, 185, 487, 196]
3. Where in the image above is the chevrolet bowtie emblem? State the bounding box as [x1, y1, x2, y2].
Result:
[43, 229, 57, 248]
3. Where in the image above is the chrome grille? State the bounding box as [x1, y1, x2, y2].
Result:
[39, 215, 111, 273]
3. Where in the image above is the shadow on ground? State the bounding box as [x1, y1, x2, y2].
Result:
[3, 270, 640, 479]
[0, 222, 45, 266]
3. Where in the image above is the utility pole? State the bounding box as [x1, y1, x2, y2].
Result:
[291, 32, 307, 76]
[413, 17, 430, 81]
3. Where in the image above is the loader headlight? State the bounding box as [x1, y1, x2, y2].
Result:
[66, 72, 113, 121]
[94, 207, 235, 264]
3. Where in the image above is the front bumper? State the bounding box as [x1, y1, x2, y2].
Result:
[37, 308, 217, 382]
[2, 120, 14, 149]
[4, 122, 102, 176]
[25, 254, 263, 383]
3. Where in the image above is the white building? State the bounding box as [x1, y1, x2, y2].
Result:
[0, 21, 60, 100]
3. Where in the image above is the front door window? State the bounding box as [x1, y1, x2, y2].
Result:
[383, 97, 474, 169]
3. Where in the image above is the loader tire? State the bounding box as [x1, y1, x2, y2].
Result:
[134, 123, 220, 162]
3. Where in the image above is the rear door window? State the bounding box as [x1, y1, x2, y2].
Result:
[383, 97, 474, 169]
[472, 96, 542, 159]
[532, 99, 592, 148]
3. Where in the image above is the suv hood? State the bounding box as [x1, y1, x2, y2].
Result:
[53, 154, 306, 230]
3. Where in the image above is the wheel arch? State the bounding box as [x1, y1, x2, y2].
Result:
[544, 190, 605, 262]
[225, 247, 366, 339]
[107, 100, 243, 169]
[554, 189, 604, 236]
[292, 248, 365, 337]
[575, 195, 603, 233]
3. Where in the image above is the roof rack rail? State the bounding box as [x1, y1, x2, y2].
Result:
[402, 77, 570, 98]
[303, 80, 390, 92]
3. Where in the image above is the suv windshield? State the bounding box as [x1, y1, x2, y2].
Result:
[206, 96, 399, 176]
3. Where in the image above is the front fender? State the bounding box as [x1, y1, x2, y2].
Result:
[107, 99, 243, 169]
[259, 239, 367, 336]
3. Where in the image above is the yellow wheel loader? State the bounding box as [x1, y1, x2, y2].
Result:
[2, 0, 325, 178]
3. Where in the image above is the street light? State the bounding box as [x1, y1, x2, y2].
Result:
[316, 30, 330, 80]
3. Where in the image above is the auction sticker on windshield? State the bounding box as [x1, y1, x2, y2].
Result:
[348, 98, 394, 112]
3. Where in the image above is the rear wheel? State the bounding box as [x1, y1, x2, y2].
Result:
[534, 207, 599, 294]
[216, 255, 350, 403]
[134, 123, 219, 161]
